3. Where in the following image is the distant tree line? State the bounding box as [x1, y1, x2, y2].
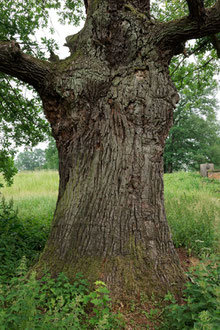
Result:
[15, 138, 58, 171]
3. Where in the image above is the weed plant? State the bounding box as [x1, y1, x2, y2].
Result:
[0, 257, 123, 329]
[162, 255, 220, 329]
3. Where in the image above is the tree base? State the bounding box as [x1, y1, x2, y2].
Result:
[33, 245, 185, 301]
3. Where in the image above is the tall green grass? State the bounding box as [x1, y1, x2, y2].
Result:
[0, 170, 58, 221]
[164, 172, 220, 255]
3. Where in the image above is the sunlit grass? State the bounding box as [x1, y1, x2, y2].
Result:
[0, 170, 58, 221]
[164, 172, 220, 254]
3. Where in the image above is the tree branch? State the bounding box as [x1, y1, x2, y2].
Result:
[186, 0, 206, 22]
[84, 0, 89, 13]
[0, 41, 51, 93]
[132, 0, 150, 12]
[86, 0, 150, 13]
[157, 1, 220, 54]
[210, 34, 220, 58]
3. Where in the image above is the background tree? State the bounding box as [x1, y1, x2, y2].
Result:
[0, 150, 17, 187]
[15, 149, 46, 171]
[152, 0, 220, 172]
[0, 0, 220, 300]
[164, 58, 220, 172]
[44, 137, 59, 170]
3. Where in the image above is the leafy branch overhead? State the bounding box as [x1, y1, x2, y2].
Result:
[185, 0, 220, 57]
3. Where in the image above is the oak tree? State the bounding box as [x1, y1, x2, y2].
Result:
[1, 0, 220, 298]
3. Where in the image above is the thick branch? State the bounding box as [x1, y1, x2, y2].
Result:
[186, 0, 206, 22]
[157, 2, 220, 54]
[131, 0, 150, 12]
[0, 41, 51, 93]
[85, 0, 150, 14]
[210, 34, 220, 58]
[84, 0, 89, 13]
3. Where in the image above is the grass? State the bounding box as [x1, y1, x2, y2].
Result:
[0, 170, 58, 221]
[164, 172, 220, 255]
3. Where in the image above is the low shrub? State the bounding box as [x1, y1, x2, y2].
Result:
[162, 255, 220, 329]
[0, 257, 123, 329]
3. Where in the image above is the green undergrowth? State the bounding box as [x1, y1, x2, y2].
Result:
[0, 257, 124, 329]
[0, 197, 50, 283]
[161, 255, 220, 329]
[133, 255, 220, 329]
[164, 172, 220, 255]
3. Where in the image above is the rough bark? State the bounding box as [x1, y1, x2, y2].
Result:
[0, 41, 51, 93]
[210, 34, 220, 58]
[1, 0, 220, 299]
[186, 0, 206, 22]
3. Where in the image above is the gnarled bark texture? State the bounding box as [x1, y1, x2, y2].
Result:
[1, 0, 220, 299]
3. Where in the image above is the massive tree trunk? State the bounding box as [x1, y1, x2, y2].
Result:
[40, 52, 182, 297]
[1, 0, 220, 299]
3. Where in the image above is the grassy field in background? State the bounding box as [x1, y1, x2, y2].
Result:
[1, 170, 220, 254]
[0, 170, 58, 222]
[164, 172, 220, 254]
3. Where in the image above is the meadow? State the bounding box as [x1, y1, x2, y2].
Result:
[0, 171, 219, 329]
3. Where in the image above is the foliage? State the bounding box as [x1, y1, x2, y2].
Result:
[164, 56, 220, 172]
[162, 255, 220, 329]
[0, 0, 84, 181]
[0, 197, 49, 283]
[0, 258, 123, 329]
[44, 137, 59, 170]
[164, 172, 220, 255]
[151, 0, 216, 22]
[15, 148, 46, 171]
[0, 150, 17, 187]
[151, 0, 220, 172]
